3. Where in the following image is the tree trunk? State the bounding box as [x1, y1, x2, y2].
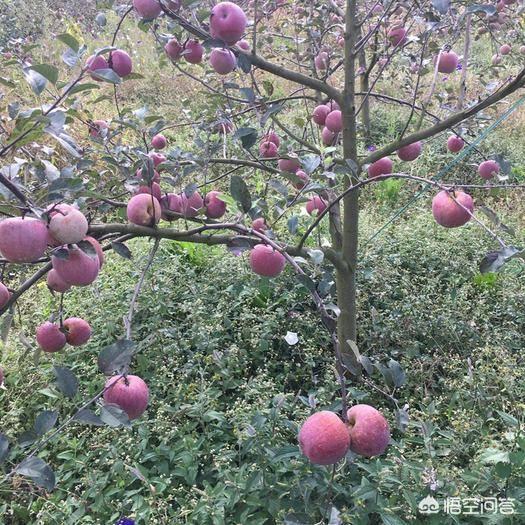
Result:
[335, 0, 361, 375]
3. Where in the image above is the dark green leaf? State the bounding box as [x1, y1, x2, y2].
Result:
[230, 175, 252, 213]
[465, 4, 496, 16]
[301, 154, 321, 174]
[16, 457, 55, 491]
[34, 410, 58, 436]
[97, 339, 135, 375]
[73, 408, 104, 426]
[233, 127, 258, 150]
[479, 246, 522, 273]
[100, 404, 131, 428]
[388, 359, 406, 388]
[0, 434, 9, 463]
[18, 430, 37, 447]
[67, 83, 100, 96]
[431, 0, 450, 14]
[111, 241, 132, 259]
[237, 53, 252, 74]
[287, 216, 299, 235]
[53, 366, 78, 399]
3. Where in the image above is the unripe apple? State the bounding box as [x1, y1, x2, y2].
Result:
[148, 152, 166, 167]
[259, 141, 278, 158]
[347, 404, 390, 457]
[165, 39, 183, 61]
[133, 0, 161, 19]
[209, 48, 237, 75]
[397, 141, 422, 162]
[237, 39, 250, 51]
[325, 110, 343, 133]
[387, 26, 407, 46]
[210, 2, 247, 45]
[251, 218, 268, 232]
[249, 244, 286, 277]
[85, 55, 108, 78]
[321, 126, 337, 146]
[127, 194, 161, 226]
[432, 190, 473, 228]
[298, 411, 350, 465]
[293, 170, 309, 190]
[160, 193, 182, 220]
[63, 317, 92, 346]
[447, 135, 464, 153]
[47, 204, 89, 245]
[478, 160, 500, 180]
[315, 51, 329, 70]
[437, 50, 459, 74]
[52, 247, 100, 286]
[89, 120, 108, 138]
[36, 321, 67, 353]
[312, 104, 331, 126]
[306, 196, 327, 216]
[205, 191, 227, 219]
[367, 157, 393, 178]
[499, 44, 511, 55]
[137, 182, 162, 202]
[0, 282, 11, 309]
[47, 269, 71, 293]
[278, 157, 301, 173]
[262, 131, 280, 147]
[151, 133, 167, 150]
[183, 40, 204, 64]
[109, 50, 132, 77]
[180, 192, 204, 218]
[104, 375, 149, 420]
[0, 217, 48, 263]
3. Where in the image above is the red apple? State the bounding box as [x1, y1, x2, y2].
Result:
[478, 160, 500, 180]
[325, 110, 343, 133]
[47, 204, 88, 245]
[347, 404, 390, 457]
[205, 191, 227, 219]
[298, 411, 350, 465]
[133, 0, 162, 19]
[36, 321, 67, 353]
[259, 141, 278, 158]
[397, 141, 422, 161]
[47, 269, 71, 293]
[63, 317, 92, 346]
[209, 48, 237, 75]
[0, 282, 11, 309]
[51, 247, 100, 286]
[367, 157, 393, 178]
[210, 2, 247, 45]
[249, 244, 286, 277]
[447, 135, 464, 153]
[109, 49, 132, 77]
[165, 39, 183, 61]
[432, 190, 473, 228]
[151, 134, 167, 150]
[251, 218, 268, 232]
[180, 192, 204, 218]
[278, 157, 301, 173]
[306, 196, 327, 216]
[0, 217, 48, 263]
[127, 194, 162, 226]
[104, 374, 149, 420]
[183, 40, 204, 64]
[437, 51, 459, 74]
[312, 104, 331, 126]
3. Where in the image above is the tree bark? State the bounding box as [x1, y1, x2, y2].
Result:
[335, 0, 361, 375]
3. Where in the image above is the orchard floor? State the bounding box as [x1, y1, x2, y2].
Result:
[1, 199, 524, 524]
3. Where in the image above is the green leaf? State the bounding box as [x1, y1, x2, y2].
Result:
[67, 83, 100, 96]
[380, 513, 409, 525]
[100, 404, 131, 428]
[90, 68, 122, 84]
[57, 33, 80, 52]
[23, 68, 47, 96]
[237, 53, 252, 73]
[479, 447, 510, 464]
[230, 175, 252, 213]
[496, 410, 519, 427]
[97, 339, 135, 375]
[16, 457, 56, 491]
[53, 366, 78, 399]
[34, 410, 58, 436]
[29, 64, 59, 85]
[0, 76, 16, 88]
[479, 246, 522, 273]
